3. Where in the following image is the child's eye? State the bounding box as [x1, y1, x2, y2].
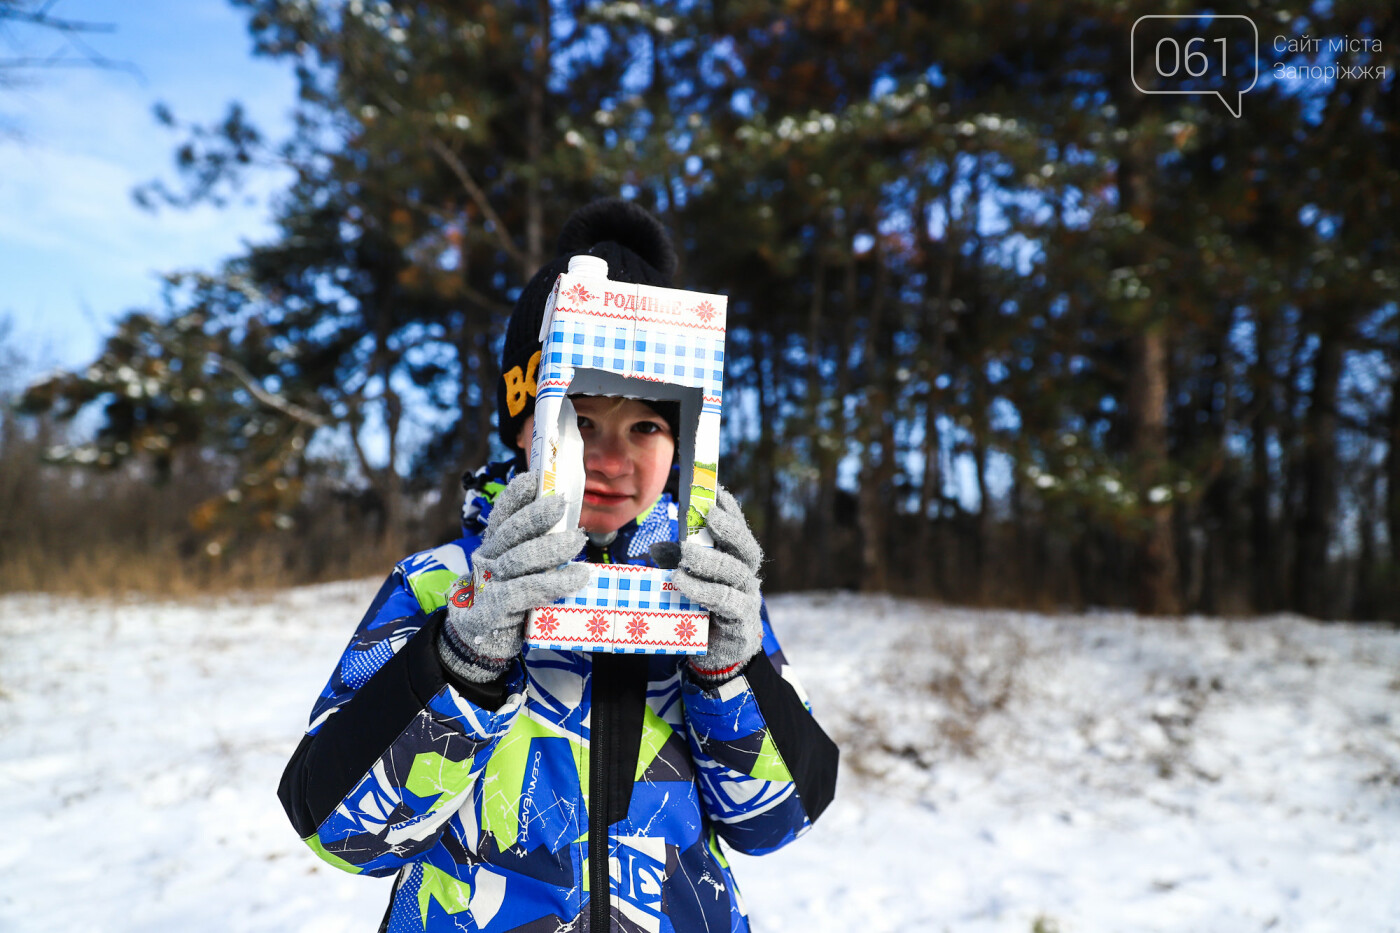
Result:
[633, 421, 665, 435]
[576, 415, 594, 430]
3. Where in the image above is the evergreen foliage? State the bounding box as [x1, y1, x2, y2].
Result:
[17, 1, 1400, 617]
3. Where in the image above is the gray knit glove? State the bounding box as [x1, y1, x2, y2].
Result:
[651, 486, 764, 686]
[439, 471, 589, 683]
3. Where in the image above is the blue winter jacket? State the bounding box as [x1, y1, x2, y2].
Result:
[279, 461, 839, 932]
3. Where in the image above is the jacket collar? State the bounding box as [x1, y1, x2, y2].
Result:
[460, 459, 518, 536]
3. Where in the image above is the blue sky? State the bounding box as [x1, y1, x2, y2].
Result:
[0, 0, 298, 377]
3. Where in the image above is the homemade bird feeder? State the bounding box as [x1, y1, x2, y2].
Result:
[525, 254, 728, 655]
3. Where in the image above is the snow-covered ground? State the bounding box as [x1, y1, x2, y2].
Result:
[1, 584, 1397, 932]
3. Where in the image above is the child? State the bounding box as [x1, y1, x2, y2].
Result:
[279, 199, 838, 932]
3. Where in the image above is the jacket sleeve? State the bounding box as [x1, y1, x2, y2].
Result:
[277, 567, 525, 877]
[680, 599, 839, 855]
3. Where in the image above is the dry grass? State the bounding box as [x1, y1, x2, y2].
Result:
[0, 536, 406, 597]
[0, 413, 430, 597]
[839, 617, 1031, 784]
[922, 625, 1026, 756]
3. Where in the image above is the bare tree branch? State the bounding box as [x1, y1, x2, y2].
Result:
[213, 354, 330, 429]
[459, 281, 513, 317]
[0, 1, 138, 78]
[428, 137, 531, 275]
[0, 5, 115, 34]
[370, 88, 528, 276]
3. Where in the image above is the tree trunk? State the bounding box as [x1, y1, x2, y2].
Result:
[857, 244, 893, 593]
[1386, 360, 1400, 584]
[1118, 118, 1181, 615]
[917, 172, 955, 595]
[857, 438, 887, 592]
[524, 0, 549, 271]
[802, 247, 837, 589]
[1295, 329, 1343, 619]
[1354, 462, 1378, 620]
[1277, 318, 1309, 609]
[813, 227, 860, 587]
[1249, 307, 1277, 613]
[1128, 324, 1182, 614]
[755, 329, 780, 545]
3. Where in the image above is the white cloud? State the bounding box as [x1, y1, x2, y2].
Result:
[0, 119, 280, 269]
[0, 1, 298, 364]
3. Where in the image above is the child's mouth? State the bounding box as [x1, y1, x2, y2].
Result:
[583, 489, 630, 506]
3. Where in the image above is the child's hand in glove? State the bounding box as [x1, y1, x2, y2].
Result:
[651, 486, 764, 685]
[439, 471, 589, 683]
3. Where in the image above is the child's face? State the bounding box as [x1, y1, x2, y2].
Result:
[516, 396, 675, 534]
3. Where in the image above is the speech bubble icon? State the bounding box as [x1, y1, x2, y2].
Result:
[1131, 15, 1259, 118]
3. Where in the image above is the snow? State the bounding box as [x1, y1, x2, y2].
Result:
[2, 585, 1397, 932]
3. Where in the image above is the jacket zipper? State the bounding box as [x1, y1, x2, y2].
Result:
[589, 652, 613, 933]
[590, 540, 613, 933]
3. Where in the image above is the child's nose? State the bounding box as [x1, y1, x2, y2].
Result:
[584, 431, 631, 475]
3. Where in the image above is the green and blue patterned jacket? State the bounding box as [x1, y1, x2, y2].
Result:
[279, 461, 839, 932]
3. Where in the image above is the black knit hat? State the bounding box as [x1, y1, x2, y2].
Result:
[497, 199, 679, 454]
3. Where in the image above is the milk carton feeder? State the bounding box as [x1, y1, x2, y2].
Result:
[524, 254, 728, 655]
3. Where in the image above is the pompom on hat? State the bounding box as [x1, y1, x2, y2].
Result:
[497, 199, 679, 457]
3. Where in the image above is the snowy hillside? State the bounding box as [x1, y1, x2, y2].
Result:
[1, 584, 1397, 932]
